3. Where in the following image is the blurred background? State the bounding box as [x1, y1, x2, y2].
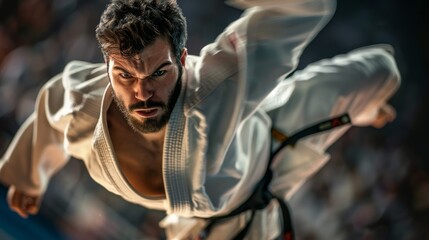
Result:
[0, 0, 427, 239]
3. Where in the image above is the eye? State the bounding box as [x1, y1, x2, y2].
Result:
[119, 72, 133, 79]
[152, 70, 166, 77]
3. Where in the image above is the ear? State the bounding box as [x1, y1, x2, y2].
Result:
[180, 48, 187, 66]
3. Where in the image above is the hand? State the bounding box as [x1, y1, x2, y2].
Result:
[371, 104, 396, 128]
[7, 185, 42, 218]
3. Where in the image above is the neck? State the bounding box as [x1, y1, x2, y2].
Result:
[137, 127, 166, 150]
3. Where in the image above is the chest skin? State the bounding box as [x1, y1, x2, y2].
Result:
[107, 103, 166, 199]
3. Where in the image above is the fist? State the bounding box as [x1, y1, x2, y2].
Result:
[371, 104, 396, 128]
[7, 185, 42, 218]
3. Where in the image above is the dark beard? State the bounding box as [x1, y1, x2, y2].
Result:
[112, 73, 182, 134]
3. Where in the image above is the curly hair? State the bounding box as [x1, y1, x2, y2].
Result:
[95, 0, 187, 63]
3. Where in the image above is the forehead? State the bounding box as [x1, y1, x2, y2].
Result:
[109, 37, 174, 68]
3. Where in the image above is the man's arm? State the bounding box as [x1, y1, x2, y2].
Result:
[267, 45, 401, 199]
[0, 75, 69, 217]
[196, 0, 336, 114]
[267, 45, 400, 148]
[189, 0, 336, 177]
[0, 61, 106, 218]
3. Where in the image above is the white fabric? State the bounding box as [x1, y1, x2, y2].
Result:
[0, 0, 401, 239]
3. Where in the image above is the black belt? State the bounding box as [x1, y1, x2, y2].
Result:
[198, 113, 351, 240]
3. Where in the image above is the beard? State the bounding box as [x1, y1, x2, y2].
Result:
[112, 72, 182, 134]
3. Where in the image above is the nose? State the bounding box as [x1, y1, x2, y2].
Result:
[134, 79, 154, 101]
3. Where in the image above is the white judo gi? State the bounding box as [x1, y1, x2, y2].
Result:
[0, 0, 400, 239]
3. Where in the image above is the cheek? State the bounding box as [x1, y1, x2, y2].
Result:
[162, 70, 180, 95]
[158, 79, 177, 100]
[110, 77, 131, 98]
[112, 84, 133, 104]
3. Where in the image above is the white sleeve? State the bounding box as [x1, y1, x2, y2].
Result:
[194, 0, 337, 116]
[190, 0, 336, 170]
[267, 44, 401, 150]
[0, 75, 70, 195]
[268, 45, 400, 200]
[0, 61, 107, 196]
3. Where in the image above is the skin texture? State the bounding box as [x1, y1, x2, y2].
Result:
[107, 38, 187, 198]
[106, 37, 187, 197]
[109, 37, 185, 134]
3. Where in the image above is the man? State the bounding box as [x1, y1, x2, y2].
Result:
[0, 0, 400, 239]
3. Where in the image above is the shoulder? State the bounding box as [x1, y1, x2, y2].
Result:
[62, 60, 108, 94]
[63, 60, 105, 76]
[42, 61, 108, 129]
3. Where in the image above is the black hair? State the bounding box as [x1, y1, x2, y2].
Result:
[95, 0, 187, 63]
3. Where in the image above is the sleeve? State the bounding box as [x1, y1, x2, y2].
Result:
[0, 61, 107, 196]
[267, 45, 401, 199]
[267, 44, 401, 150]
[0, 75, 70, 196]
[189, 0, 337, 171]
[193, 0, 337, 116]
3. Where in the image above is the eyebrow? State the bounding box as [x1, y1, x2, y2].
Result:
[112, 61, 173, 74]
[152, 61, 173, 75]
[112, 66, 129, 73]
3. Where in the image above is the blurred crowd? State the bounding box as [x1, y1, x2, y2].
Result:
[0, 0, 428, 239]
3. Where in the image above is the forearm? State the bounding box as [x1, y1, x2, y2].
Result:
[0, 77, 70, 195]
[269, 46, 400, 200]
[0, 115, 37, 191]
[340, 45, 401, 127]
[268, 45, 400, 151]
[301, 45, 400, 128]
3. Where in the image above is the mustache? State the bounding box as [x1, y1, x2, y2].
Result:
[129, 101, 166, 111]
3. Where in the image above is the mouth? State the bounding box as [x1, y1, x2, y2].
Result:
[134, 108, 161, 118]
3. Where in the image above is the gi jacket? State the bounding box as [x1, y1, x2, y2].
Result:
[0, 0, 400, 238]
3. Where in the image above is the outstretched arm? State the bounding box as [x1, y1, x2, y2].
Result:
[0, 75, 69, 217]
[266, 45, 400, 149]
[268, 45, 401, 200]
[0, 61, 106, 218]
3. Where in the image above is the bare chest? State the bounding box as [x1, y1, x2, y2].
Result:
[107, 105, 166, 198]
[115, 143, 165, 198]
